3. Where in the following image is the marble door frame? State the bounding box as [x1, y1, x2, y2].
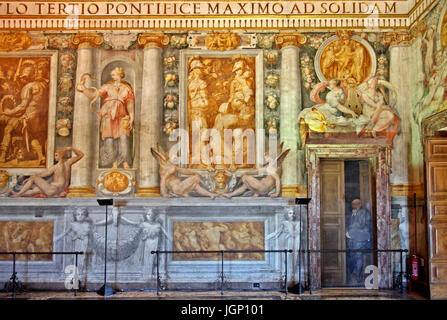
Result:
[305, 143, 393, 289]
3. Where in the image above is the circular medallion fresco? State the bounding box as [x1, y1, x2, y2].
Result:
[103, 171, 129, 193]
[315, 35, 376, 86]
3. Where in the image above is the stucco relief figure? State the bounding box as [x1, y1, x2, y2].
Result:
[151, 144, 217, 199]
[266, 209, 302, 279]
[9, 146, 83, 198]
[320, 38, 371, 86]
[223, 143, 290, 198]
[0, 58, 50, 167]
[54, 208, 94, 277]
[76, 67, 135, 169]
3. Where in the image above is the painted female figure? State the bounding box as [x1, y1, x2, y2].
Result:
[356, 76, 399, 139]
[77, 67, 135, 168]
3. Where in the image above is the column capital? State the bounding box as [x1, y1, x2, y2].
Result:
[383, 31, 412, 47]
[138, 33, 170, 49]
[274, 33, 307, 49]
[72, 33, 103, 49]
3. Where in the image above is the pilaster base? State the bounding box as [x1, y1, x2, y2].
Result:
[135, 186, 161, 198]
[281, 185, 307, 198]
[67, 186, 97, 198]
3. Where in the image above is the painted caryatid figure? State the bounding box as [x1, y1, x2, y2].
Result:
[140, 208, 171, 277]
[0, 58, 50, 166]
[54, 208, 94, 278]
[266, 208, 302, 280]
[76, 66, 135, 169]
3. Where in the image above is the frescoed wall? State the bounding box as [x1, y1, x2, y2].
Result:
[0, 0, 444, 291]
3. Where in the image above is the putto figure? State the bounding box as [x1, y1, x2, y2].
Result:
[76, 67, 135, 169]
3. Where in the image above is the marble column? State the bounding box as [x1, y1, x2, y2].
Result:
[387, 32, 425, 197]
[389, 35, 412, 186]
[135, 33, 169, 197]
[275, 33, 307, 197]
[67, 33, 103, 198]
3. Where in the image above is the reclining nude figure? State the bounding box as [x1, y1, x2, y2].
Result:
[151, 145, 216, 199]
[10, 146, 84, 198]
[223, 142, 290, 199]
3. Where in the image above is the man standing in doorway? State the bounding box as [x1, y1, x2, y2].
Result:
[346, 198, 373, 285]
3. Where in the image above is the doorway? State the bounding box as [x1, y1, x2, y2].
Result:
[320, 159, 377, 287]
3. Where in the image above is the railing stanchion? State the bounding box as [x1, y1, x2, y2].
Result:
[74, 253, 79, 296]
[284, 250, 288, 298]
[309, 250, 312, 295]
[12, 252, 16, 299]
[221, 251, 224, 296]
[400, 250, 404, 294]
[156, 251, 160, 296]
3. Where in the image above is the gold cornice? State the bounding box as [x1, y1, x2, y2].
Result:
[72, 33, 103, 49]
[137, 33, 170, 48]
[391, 184, 425, 197]
[135, 186, 161, 198]
[383, 31, 412, 46]
[281, 185, 308, 198]
[275, 33, 307, 48]
[0, 32, 31, 51]
[67, 186, 97, 198]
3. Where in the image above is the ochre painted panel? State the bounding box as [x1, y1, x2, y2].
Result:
[0, 57, 51, 167]
[0, 221, 53, 261]
[172, 221, 264, 261]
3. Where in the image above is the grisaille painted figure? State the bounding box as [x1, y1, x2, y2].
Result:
[54, 208, 94, 285]
[266, 208, 302, 281]
[140, 208, 171, 277]
[223, 142, 290, 198]
[151, 144, 217, 199]
[345, 199, 373, 285]
[10, 146, 84, 198]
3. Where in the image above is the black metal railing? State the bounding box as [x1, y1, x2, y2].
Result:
[0, 251, 84, 299]
[299, 249, 409, 294]
[151, 249, 293, 297]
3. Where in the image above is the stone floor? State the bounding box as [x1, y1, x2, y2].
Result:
[0, 288, 428, 300]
